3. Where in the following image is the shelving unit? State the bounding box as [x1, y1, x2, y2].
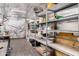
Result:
[0, 41, 8, 56]
[48, 30, 79, 33]
[37, 10, 46, 17]
[31, 14, 78, 25]
[0, 36, 11, 56]
[28, 3, 79, 56]
[48, 43, 79, 56]
[48, 14, 78, 22]
[48, 3, 77, 12]
[29, 33, 79, 56]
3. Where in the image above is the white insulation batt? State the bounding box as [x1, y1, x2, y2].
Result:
[0, 4, 27, 38]
[4, 19, 26, 38]
[0, 3, 46, 38]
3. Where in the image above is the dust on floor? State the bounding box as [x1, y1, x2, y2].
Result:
[10, 39, 40, 56]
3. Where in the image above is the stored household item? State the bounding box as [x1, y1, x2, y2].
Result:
[48, 13, 56, 21]
[57, 32, 73, 36]
[38, 17, 46, 23]
[56, 38, 75, 47]
[55, 50, 67, 56]
[74, 42, 79, 51]
[55, 15, 64, 19]
[49, 50, 55, 56]
[29, 39, 41, 47]
[56, 32, 79, 51]
[35, 47, 47, 55]
[56, 32, 76, 47]
[30, 29, 38, 33]
[47, 3, 56, 9]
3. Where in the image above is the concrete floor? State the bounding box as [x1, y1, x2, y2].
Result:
[10, 39, 40, 56]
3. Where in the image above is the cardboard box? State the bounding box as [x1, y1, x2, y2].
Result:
[55, 50, 66, 56]
[74, 42, 79, 51]
[47, 3, 56, 9]
[74, 42, 79, 47]
[56, 32, 79, 51]
[35, 47, 46, 55]
[57, 32, 73, 36]
[57, 38, 75, 47]
[56, 32, 77, 47]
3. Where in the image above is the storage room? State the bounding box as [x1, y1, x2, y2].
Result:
[0, 3, 79, 56]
